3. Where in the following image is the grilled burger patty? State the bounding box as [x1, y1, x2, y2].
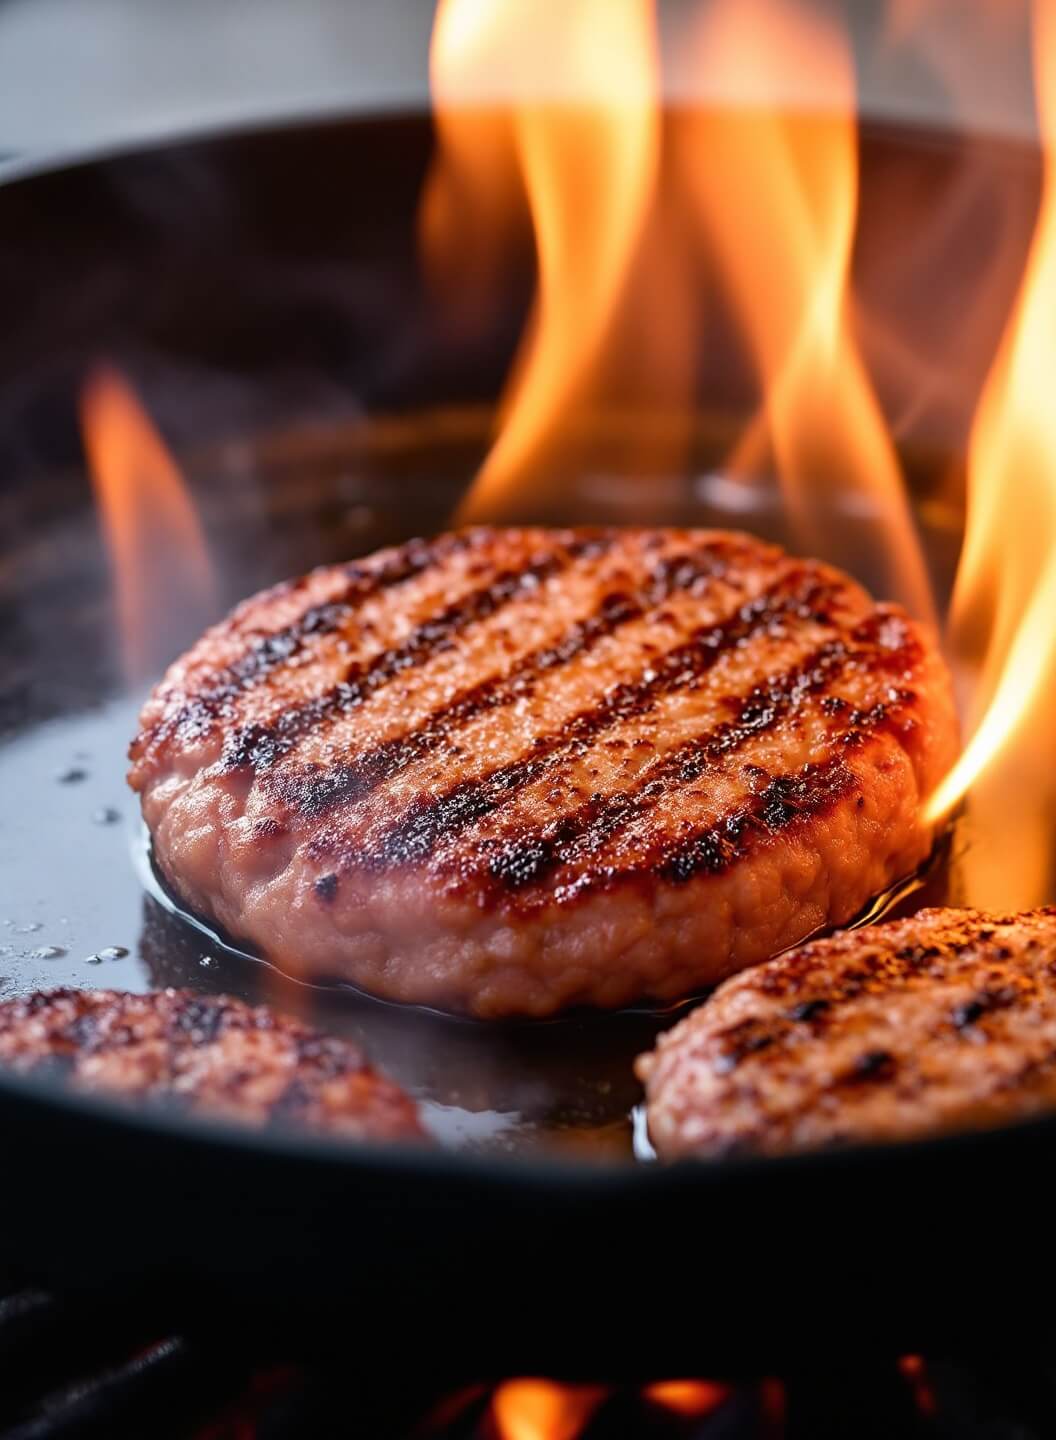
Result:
[130, 527, 957, 1018]
[0, 988, 424, 1141]
[639, 907, 1056, 1158]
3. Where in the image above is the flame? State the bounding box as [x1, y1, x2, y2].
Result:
[80, 367, 214, 681]
[419, 4, 524, 335]
[923, 0, 1056, 904]
[425, 0, 661, 524]
[644, 1380, 728, 1416]
[491, 1380, 604, 1440]
[676, 0, 933, 622]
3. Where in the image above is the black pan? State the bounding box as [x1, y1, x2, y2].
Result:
[0, 111, 1051, 1370]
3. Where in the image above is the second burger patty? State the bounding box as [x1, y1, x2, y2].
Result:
[0, 988, 425, 1141]
[130, 527, 958, 1018]
[638, 906, 1056, 1158]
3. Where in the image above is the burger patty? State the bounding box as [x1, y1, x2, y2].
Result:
[0, 988, 425, 1141]
[130, 527, 958, 1019]
[638, 906, 1056, 1158]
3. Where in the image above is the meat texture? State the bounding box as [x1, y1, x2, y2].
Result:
[0, 988, 425, 1141]
[130, 527, 957, 1018]
[639, 906, 1056, 1158]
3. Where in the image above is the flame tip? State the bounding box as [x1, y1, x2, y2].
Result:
[80, 366, 214, 682]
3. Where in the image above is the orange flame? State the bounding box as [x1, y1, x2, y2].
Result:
[80, 367, 214, 682]
[425, 0, 661, 524]
[419, 4, 524, 336]
[922, 0, 1056, 904]
[676, 0, 934, 622]
[491, 1380, 605, 1440]
[644, 1380, 729, 1417]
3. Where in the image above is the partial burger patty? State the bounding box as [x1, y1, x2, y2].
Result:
[130, 527, 957, 1019]
[639, 907, 1056, 1158]
[0, 988, 424, 1141]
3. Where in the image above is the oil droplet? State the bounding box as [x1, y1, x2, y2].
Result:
[92, 807, 121, 826]
[56, 767, 88, 784]
[199, 955, 216, 969]
[97, 946, 129, 961]
[30, 946, 66, 960]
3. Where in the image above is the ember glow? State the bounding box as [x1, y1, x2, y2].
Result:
[923, 0, 1056, 879]
[644, 1379, 729, 1416]
[80, 367, 214, 682]
[488, 1378, 728, 1439]
[426, 0, 661, 524]
[490, 1380, 604, 1440]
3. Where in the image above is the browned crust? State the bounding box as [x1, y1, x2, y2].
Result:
[639, 907, 1056, 1158]
[0, 988, 425, 1143]
[129, 527, 957, 1016]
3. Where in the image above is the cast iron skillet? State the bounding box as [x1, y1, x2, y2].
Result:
[0, 113, 1052, 1367]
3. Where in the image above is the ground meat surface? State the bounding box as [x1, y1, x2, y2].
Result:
[131, 527, 957, 1018]
[639, 907, 1056, 1157]
[0, 987, 425, 1141]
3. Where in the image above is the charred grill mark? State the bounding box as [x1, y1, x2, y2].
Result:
[265, 541, 741, 818]
[951, 985, 1022, 1031]
[337, 566, 834, 871]
[314, 872, 339, 902]
[951, 998, 987, 1031]
[472, 617, 920, 894]
[169, 996, 227, 1047]
[137, 533, 468, 754]
[484, 644, 856, 888]
[786, 998, 831, 1024]
[638, 756, 859, 887]
[712, 1017, 779, 1073]
[223, 542, 595, 771]
[471, 747, 875, 908]
[622, 688, 913, 896]
[841, 1049, 897, 1084]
